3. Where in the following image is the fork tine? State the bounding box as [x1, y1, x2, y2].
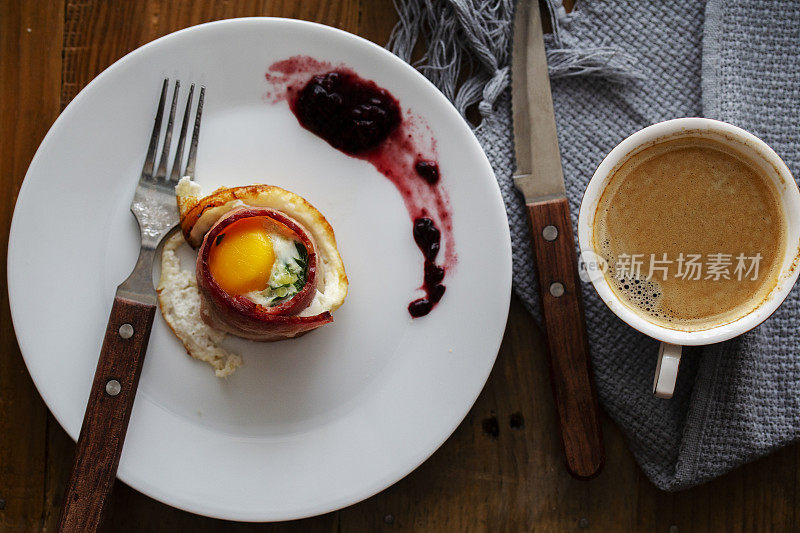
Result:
[142, 78, 169, 179]
[184, 86, 205, 180]
[169, 84, 194, 183]
[155, 80, 180, 180]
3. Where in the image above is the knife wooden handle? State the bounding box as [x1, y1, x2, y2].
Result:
[526, 197, 604, 479]
[58, 295, 156, 532]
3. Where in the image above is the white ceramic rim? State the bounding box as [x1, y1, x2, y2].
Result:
[7, 17, 512, 521]
[578, 118, 800, 346]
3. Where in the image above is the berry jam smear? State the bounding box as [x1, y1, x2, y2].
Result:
[293, 72, 401, 155]
[414, 160, 440, 185]
[266, 56, 456, 317]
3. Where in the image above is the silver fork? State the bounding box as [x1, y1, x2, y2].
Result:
[58, 79, 204, 533]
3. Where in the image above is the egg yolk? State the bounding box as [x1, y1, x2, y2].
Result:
[208, 217, 275, 295]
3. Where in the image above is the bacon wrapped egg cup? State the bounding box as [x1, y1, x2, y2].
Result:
[157, 178, 347, 376]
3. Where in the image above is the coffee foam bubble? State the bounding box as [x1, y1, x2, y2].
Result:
[599, 240, 676, 325]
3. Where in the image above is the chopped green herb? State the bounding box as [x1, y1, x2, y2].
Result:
[295, 241, 308, 265]
[215, 233, 225, 246]
[259, 240, 310, 306]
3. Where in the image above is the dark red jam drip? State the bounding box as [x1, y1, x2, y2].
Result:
[408, 217, 447, 317]
[414, 160, 440, 185]
[269, 60, 455, 318]
[413, 217, 440, 261]
[292, 72, 401, 155]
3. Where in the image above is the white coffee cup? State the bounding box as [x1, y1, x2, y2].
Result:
[577, 118, 800, 399]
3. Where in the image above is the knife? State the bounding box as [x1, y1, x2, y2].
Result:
[511, 0, 604, 479]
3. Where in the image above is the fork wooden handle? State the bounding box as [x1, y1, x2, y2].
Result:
[58, 295, 156, 532]
[526, 197, 604, 479]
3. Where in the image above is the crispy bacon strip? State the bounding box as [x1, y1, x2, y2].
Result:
[196, 207, 332, 341]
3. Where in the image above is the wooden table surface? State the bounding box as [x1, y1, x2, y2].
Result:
[2, 1, 800, 531]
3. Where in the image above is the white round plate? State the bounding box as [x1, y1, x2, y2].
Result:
[8, 18, 511, 521]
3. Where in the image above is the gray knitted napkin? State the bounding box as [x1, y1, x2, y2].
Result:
[390, 0, 800, 490]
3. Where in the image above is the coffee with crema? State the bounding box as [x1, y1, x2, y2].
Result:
[593, 136, 787, 331]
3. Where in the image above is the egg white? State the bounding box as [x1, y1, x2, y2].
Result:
[157, 232, 243, 377]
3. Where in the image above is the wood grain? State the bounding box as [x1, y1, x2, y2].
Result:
[526, 198, 604, 479]
[0, 1, 64, 531]
[58, 297, 157, 532]
[1, 0, 799, 531]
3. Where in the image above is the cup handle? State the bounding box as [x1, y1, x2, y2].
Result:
[653, 343, 682, 399]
